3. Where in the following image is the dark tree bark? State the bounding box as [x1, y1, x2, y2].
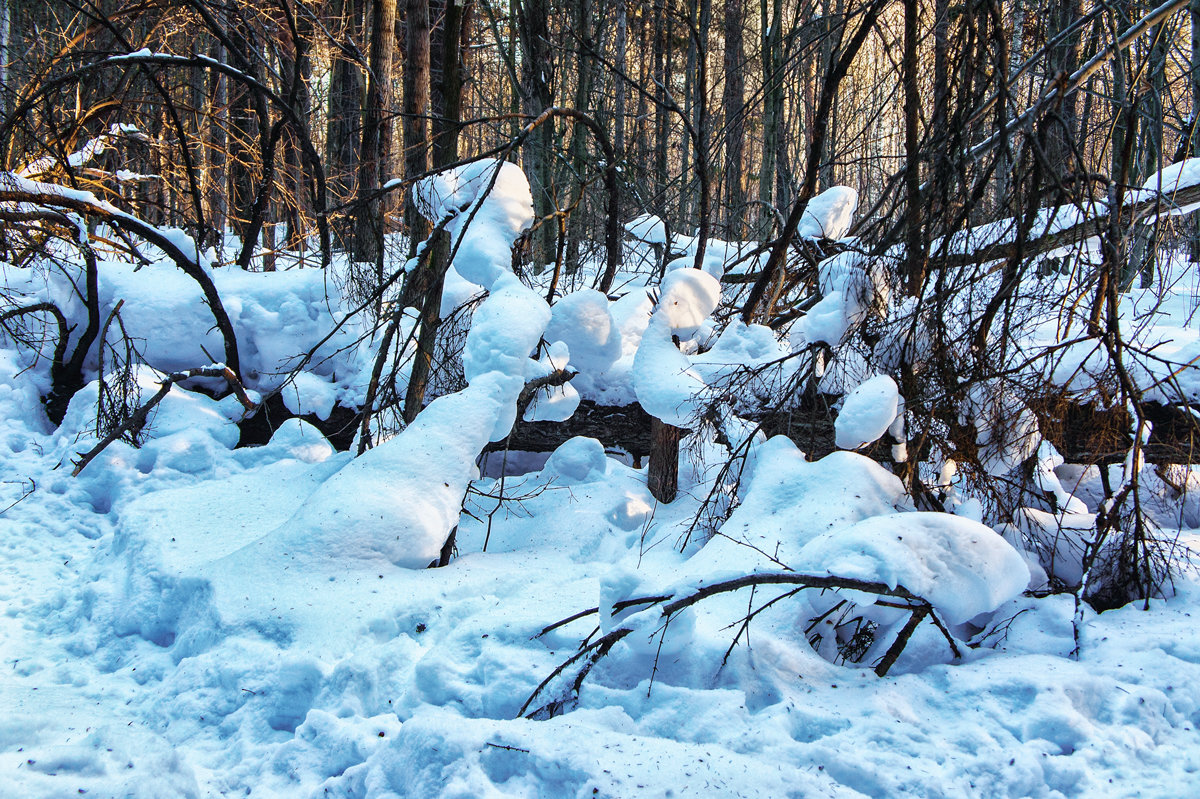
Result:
[902, 0, 925, 295]
[648, 416, 682, 503]
[403, 0, 431, 257]
[516, 0, 556, 269]
[326, 0, 364, 251]
[723, 0, 746, 237]
[354, 0, 398, 267]
[403, 0, 473, 422]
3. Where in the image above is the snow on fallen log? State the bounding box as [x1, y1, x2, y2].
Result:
[214, 159, 555, 571]
[931, 157, 1200, 268]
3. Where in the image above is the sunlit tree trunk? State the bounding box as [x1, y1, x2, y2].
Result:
[326, 0, 364, 251]
[723, 0, 746, 237]
[403, 0, 431, 257]
[354, 0, 398, 268]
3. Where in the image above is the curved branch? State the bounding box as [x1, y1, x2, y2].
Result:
[520, 569, 958, 719]
[0, 183, 243, 378]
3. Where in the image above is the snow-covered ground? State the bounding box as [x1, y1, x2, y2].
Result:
[4, 165, 1200, 798]
[2, 390, 1199, 797]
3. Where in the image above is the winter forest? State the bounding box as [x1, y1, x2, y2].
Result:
[3, 0, 1200, 795]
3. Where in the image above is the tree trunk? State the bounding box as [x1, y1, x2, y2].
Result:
[652, 0, 669, 217]
[1044, 0, 1083, 200]
[614, 0, 628, 156]
[648, 416, 682, 503]
[327, 0, 364, 251]
[403, 0, 431, 257]
[902, 0, 925, 295]
[758, 0, 784, 238]
[403, 0, 473, 421]
[723, 0, 746, 237]
[1191, 0, 1200, 261]
[517, 0, 556, 270]
[228, 14, 259, 260]
[354, 0, 399, 268]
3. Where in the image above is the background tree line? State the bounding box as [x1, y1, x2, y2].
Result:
[2, 0, 1195, 283]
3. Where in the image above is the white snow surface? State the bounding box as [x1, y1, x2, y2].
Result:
[655, 267, 722, 337]
[836, 375, 901, 450]
[543, 288, 622, 394]
[414, 159, 534, 288]
[798, 186, 859, 240]
[793, 512, 1032, 625]
[5, 186, 1200, 798]
[632, 313, 707, 427]
[624, 213, 668, 244]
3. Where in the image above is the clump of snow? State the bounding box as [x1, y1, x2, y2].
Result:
[544, 436, 609, 484]
[280, 371, 338, 421]
[462, 272, 550, 385]
[523, 340, 580, 423]
[655, 268, 721, 338]
[232, 377, 505, 570]
[414, 159, 534, 288]
[624, 214, 668, 244]
[266, 418, 335, 464]
[797, 186, 859, 240]
[793, 512, 1032, 624]
[794, 249, 888, 347]
[632, 313, 707, 427]
[689, 439, 912, 573]
[965, 380, 1042, 476]
[543, 288, 622, 392]
[463, 273, 553, 440]
[835, 375, 901, 450]
[795, 291, 852, 345]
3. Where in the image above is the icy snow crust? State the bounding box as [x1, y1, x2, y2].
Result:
[4, 169, 1200, 796]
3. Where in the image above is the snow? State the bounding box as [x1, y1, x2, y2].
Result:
[632, 312, 707, 427]
[624, 213, 668, 244]
[794, 248, 889, 347]
[542, 436, 609, 484]
[522, 340, 579, 423]
[655, 267, 722, 337]
[7, 163, 1200, 799]
[1135, 157, 1200, 217]
[835, 375, 901, 450]
[798, 186, 859, 240]
[793, 512, 1032, 625]
[414, 159, 534, 289]
[543, 288, 622, 393]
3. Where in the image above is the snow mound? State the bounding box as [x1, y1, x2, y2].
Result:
[280, 371, 337, 421]
[656, 267, 721, 338]
[235, 378, 505, 570]
[624, 213, 668, 244]
[544, 436, 609, 484]
[415, 159, 534, 288]
[632, 313, 706, 427]
[798, 186, 858, 240]
[544, 288, 622, 388]
[266, 418, 335, 464]
[795, 249, 886, 346]
[836, 375, 900, 450]
[793, 512, 1032, 625]
[691, 439, 910, 573]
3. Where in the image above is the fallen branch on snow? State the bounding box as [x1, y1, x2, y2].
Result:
[521, 571, 961, 720]
[71, 366, 255, 476]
